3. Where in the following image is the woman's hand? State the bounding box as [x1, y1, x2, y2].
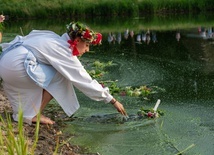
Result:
[112, 101, 128, 116]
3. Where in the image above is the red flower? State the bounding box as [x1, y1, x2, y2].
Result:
[68, 40, 79, 56]
[82, 29, 92, 40]
[147, 112, 154, 118]
[92, 33, 102, 45]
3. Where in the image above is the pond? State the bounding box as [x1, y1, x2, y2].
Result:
[65, 27, 214, 155]
[1, 14, 214, 155]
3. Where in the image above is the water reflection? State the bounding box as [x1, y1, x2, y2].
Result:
[106, 26, 214, 46]
[176, 30, 181, 42]
[92, 25, 214, 101]
[198, 26, 214, 39]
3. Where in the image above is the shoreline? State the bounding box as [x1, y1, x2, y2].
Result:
[0, 86, 96, 155]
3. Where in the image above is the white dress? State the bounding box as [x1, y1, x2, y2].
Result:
[0, 30, 113, 124]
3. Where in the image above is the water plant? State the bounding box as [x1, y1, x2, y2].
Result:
[86, 59, 165, 99]
[86, 60, 113, 78]
[103, 81, 165, 99]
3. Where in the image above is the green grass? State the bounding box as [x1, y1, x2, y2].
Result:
[0, 0, 214, 19]
[0, 109, 40, 155]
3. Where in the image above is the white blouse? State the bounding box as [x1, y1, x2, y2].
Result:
[0, 30, 113, 123]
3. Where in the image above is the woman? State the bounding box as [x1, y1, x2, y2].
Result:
[0, 22, 127, 125]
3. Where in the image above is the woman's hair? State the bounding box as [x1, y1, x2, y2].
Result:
[66, 21, 102, 45]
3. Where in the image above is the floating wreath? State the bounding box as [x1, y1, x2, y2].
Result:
[103, 82, 165, 99]
[137, 100, 164, 118]
[86, 60, 166, 99]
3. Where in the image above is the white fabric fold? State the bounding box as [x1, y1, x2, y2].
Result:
[0, 30, 113, 124]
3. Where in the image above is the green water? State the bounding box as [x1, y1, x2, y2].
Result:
[65, 52, 214, 154]
[64, 24, 214, 154]
[66, 99, 214, 155]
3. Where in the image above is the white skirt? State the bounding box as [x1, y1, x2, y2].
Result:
[0, 46, 79, 124]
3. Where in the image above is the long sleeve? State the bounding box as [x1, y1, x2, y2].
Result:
[23, 30, 113, 103]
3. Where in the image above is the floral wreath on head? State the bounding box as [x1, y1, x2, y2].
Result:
[66, 21, 102, 45]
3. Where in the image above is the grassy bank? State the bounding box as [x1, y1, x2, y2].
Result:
[0, 110, 40, 155]
[1, 0, 214, 19]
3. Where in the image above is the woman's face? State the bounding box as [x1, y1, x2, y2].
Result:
[76, 38, 90, 56]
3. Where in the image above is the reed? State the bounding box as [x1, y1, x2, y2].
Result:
[138, 0, 214, 13]
[0, 0, 214, 19]
[0, 109, 40, 155]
